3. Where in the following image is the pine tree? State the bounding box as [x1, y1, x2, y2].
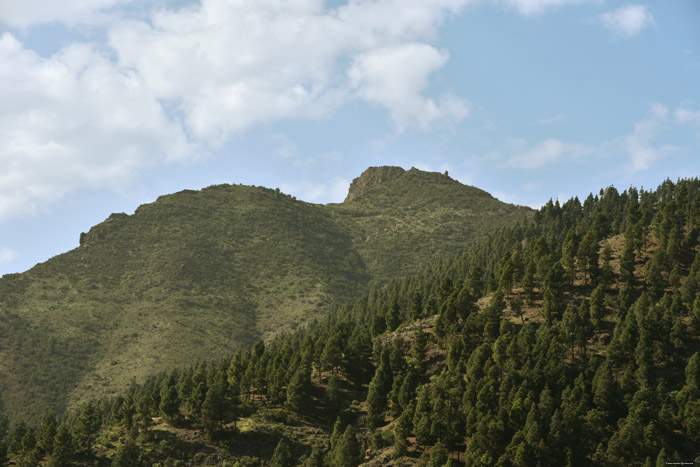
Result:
[74, 401, 101, 455]
[589, 285, 605, 329]
[321, 331, 344, 374]
[393, 401, 414, 457]
[543, 262, 567, 323]
[112, 440, 140, 467]
[386, 296, 401, 332]
[562, 231, 578, 285]
[38, 415, 57, 456]
[160, 385, 180, 422]
[48, 425, 73, 467]
[510, 296, 525, 325]
[411, 329, 428, 373]
[429, 440, 449, 467]
[620, 239, 636, 284]
[330, 418, 344, 452]
[270, 438, 294, 467]
[330, 425, 362, 467]
[366, 378, 386, 429]
[10, 420, 27, 455]
[410, 290, 424, 321]
[201, 378, 226, 441]
[326, 373, 342, 412]
[286, 367, 310, 413]
[304, 445, 325, 467]
[413, 386, 433, 447]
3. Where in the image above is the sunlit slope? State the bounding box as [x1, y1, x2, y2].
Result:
[0, 167, 532, 421]
[331, 166, 532, 284]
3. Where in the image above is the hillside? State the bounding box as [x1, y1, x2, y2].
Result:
[0, 166, 532, 422]
[2, 177, 699, 467]
[331, 166, 527, 284]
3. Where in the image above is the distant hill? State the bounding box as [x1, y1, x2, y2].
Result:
[0, 166, 532, 421]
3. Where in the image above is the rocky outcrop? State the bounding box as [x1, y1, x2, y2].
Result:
[344, 166, 406, 202]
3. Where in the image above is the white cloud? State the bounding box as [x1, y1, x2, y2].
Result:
[675, 108, 700, 126]
[0, 33, 190, 220]
[625, 103, 677, 170]
[0, 247, 17, 264]
[505, 138, 593, 169]
[600, 5, 654, 38]
[110, 0, 471, 141]
[0, 0, 474, 221]
[348, 43, 469, 131]
[0, 0, 135, 28]
[495, 0, 592, 17]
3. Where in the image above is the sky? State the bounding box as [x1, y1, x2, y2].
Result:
[0, 0, 699, 276]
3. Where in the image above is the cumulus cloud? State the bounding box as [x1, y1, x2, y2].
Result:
[0, 247, 17, 264]
[625, 103, 677, 170]
[495, 0, 592, 17]
[0, 33, 189, 220]
[0, 0, 475, 221]
[110, 0, 471, 141]
[600, 5, 654, 38]
[348, 43, 468, 131]
[0, 0, 134, 28]
[505, 138, 593, 169]
[675, 108, 700, 126]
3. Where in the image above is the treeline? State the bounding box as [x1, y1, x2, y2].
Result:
[2, 178, 700, 466]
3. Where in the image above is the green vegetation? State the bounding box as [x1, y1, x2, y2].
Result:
[0, 166, 531, 422]
[2, 175, 699, 466]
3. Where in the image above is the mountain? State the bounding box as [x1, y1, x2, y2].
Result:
[0, 166, 532, 422]
[4, 177, 699, 467]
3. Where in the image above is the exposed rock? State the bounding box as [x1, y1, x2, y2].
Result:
[345, 166, 406, 202]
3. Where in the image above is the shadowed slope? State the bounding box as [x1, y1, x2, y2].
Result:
[0, 167, 532, 421]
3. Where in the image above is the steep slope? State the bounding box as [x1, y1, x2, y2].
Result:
[6, 177, 699, 467]
[0, 167, 532, 421]
[331, 166, 530, 283]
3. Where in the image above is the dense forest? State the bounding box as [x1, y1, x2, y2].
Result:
[2, 177, 700, 466]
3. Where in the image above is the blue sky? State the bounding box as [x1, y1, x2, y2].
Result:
[1, 0, 699, 276]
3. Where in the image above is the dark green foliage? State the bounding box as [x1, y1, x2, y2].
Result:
[366, 378, 386, 429]
[74, 401, 101, 455]
[159, 385, 180, 422]
[304, 445, 325, 467]
[48, 425, 73, 467]
[393, 401, 414, 457]
[112, 439, 140, 467]
[326, 373, 342, 411]
[543, 262, 567, 323]
[4, 174, 700, 467]
[329, 425, 362, 467]
[428, 440, 448, 466]
[10, 420, 27, 455]
[286, 367, 310, 413]
[38, 415, 57, 455]
[270, 438, 294, 467]
[201, 377, 226, 440]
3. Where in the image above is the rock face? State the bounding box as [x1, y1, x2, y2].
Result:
[344, 166, 406, 202]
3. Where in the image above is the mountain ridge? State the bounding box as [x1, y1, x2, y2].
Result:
[0, 166, 533, 421]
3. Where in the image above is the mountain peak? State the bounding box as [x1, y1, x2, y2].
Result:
[344, 166, 406, 202]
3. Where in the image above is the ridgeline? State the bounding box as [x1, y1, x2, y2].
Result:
[0, 166, 531, 422]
